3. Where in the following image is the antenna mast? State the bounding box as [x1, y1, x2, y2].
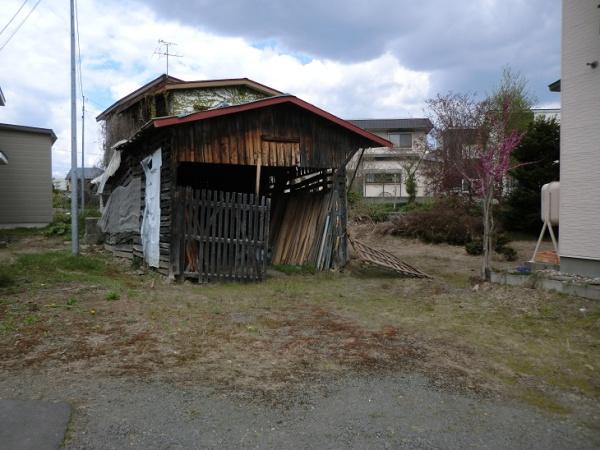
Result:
[154, 39, 182, 75]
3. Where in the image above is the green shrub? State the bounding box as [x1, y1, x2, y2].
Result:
[391, 197, 482, 245]
[347, 190, 361, 208]
[43, 213, 71, 237]
[350, 200, 398, 223]
[465, 236, 516, 260]
[465, 239, 483, 255]
[0, 270, 14, 288]
[498, 245, 518, 261]
[106, 291, 120, 301]
[399, 200, 434, 213]
[494, 233, 511, 252]
[52, 190, 69, 209]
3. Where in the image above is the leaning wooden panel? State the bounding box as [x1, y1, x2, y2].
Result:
[349, 237, 431, 279]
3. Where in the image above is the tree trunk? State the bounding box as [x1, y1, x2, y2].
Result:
[481, 188, 494, 280]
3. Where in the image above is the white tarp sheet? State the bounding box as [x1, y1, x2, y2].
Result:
[140, 148, 162, 268]
[91, 142, 126, 195]
[97, 177, 141, 234]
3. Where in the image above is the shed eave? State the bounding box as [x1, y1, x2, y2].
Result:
[152, 96, 392, 148]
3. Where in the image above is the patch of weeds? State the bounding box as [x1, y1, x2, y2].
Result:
[0, 316, 17, 334]
[0, 270, 14, 288]
[127, 289, 141, 299]
[1, 250, 121, 289]
[520, 389, 572, 415]
[43, 213, 71, 237]
[24, 315, 39, 326]
[106, 291, 120, 301]
[272, 264, 316, 275]
[131, 256, 142, 270]
[246, 324, 261, 334]
[0, 227, 44, 242]
[66, 297, 77, 307]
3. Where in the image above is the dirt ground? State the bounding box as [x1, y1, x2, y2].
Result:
[0, 227, 598, 448]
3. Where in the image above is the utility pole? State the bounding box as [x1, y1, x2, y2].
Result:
[154, 39, 182, 75]
[80, 96, 85, 211]
[70, 0, 79, 254]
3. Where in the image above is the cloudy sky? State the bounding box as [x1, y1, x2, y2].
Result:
[0, 0, 561, 176]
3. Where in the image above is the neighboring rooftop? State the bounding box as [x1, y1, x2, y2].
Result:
[548, 79, 561, 92]
[65, 167, 103, 180]
[349, 118, 433, 132]
[0, 123, 57, 143]
[96, 74, 284, 121]
[0, 86, 5, 106]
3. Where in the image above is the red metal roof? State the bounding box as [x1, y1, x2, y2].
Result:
[152, 96, 392, 148]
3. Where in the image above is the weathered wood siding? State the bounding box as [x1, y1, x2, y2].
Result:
[171, 103, 369, 169]
[103, 131, 175, 276]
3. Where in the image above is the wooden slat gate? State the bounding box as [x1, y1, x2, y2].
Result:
[179, 188, 271, 282]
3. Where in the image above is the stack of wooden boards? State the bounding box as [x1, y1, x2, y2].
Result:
[270, 189, 343, 270]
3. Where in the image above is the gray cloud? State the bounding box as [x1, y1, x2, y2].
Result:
[141, 0, 561, 105]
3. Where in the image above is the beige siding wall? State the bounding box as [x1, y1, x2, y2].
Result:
[0, 130, 53, 226]
[559, 1, 600, 263]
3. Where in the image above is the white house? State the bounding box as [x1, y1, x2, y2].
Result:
[532, 108, 560, 122]
[554, 0, 600, 277]
[347, 118, 433, 202]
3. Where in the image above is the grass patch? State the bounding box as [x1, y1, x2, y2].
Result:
[520, 389, 572, 415]
[0, 250, 123, 290]
[0, 270, 14, 288]
[1, 232, 598, 423]
[272, 264, 316, 275]
[0, 227, 44, 243]
[105, 291, 120, 301]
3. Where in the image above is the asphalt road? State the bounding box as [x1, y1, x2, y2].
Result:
[0, 373, 597, 449]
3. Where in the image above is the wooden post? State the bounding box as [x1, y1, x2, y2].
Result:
[255, 154, 262, 196]
[347, 147, 365, 191]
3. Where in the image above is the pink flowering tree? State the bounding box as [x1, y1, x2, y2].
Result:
[462, 99, 524, 279]
[426, 92, 524, 280]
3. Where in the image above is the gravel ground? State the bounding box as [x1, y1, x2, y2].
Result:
[1, 372, 597, 449]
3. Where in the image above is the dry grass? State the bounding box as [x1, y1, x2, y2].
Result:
[0, 226, 598, 419]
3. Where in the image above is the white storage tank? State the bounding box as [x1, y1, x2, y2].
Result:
[541, 182, 559, 225]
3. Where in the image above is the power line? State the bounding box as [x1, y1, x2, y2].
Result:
[74, 0, 84, 98]
[0, 0, 29, 37]
[74, 0, 86, 211]
[0, 0, 42, 52]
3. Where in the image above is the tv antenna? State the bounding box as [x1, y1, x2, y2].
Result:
[154, 39, 182, 75]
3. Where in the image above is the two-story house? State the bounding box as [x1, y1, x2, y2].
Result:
[347, 118, 433, 203]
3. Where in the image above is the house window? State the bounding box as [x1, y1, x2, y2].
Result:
[365, 173, 401, 184]
[389, 133, 412, 148]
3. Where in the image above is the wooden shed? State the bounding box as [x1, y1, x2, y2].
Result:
[97, 94, 390, 281]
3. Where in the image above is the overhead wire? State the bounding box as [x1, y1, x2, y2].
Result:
[0, 0, 29, 37]
[74, 0, 84, 99]
[0, 0, 42, 52]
